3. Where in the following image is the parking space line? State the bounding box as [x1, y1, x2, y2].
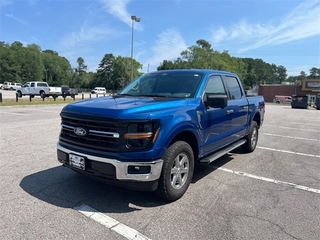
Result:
[279, 126, 319, 132]
[0, 112, 26, 115]
[217, 167, 320, 194]
[74, 204, 151, 240]
[263, 133, 319, 142]
[257, 146, 320, 158]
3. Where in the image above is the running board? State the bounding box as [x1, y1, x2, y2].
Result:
[200, 139, 247, 164]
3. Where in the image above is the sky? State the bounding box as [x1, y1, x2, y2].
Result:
[1, 0, 319, 77]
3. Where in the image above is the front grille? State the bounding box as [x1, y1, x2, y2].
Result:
[59, 112, 129, 152]
[59, 111, 156, 152]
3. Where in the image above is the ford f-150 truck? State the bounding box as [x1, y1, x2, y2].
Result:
[16, 82, 50, 98]
[57, 69, 265, 201]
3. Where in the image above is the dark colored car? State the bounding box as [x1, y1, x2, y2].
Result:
[316, 97, 320, 110]
[61, 85, 78, 98]
[291, 95, 308, 109]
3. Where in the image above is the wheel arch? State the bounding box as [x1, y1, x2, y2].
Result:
[167, 130, 199, 162]
[253, 112, 261, 127]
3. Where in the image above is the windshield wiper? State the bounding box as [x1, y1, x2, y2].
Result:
[136, 94, 170, 98]
[117, 93, 134, 96]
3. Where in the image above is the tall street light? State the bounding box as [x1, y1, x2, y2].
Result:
[44, 69, 48, 82]
[131, 15, 141, 81]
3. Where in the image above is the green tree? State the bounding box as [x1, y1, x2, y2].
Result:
[309, 67, 320, 78]
[0, 42, 20, 83]
[42, 50, 73, 86]
[277, 65, 287, 83]
[21, 44, 44, 82]
[96, 53, 115, 89]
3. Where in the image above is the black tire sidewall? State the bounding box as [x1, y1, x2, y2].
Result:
[158, 141, 194, 201]
[248, 121, 258, 152]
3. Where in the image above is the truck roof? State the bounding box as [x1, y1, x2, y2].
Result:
[155, 69, 236, 74]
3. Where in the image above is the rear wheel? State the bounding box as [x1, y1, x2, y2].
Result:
[242, 121, 258, 153]
[156, 141, 194, 201]
[40, 91, 45, 98]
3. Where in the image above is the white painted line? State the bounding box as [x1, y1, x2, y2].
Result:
[279, 126, 319, 132]
[217, 167, 320, 194]
[257, 146, 320, 158]
[286, 121, 320, 127]
[263, 133, 319, 142]
[74, 204, 151, 240]
[0, 112, 26, 116]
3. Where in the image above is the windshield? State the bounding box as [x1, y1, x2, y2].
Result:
[118, 71, 203, 98]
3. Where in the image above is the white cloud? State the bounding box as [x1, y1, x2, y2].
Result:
[0, 0, 13, 7]
[59, 24, 114, 49]
[146, 28, 188, 67]
[98, 0, 143, 31]
[210, 0, 320, 53]
[5, 13, 28, 25]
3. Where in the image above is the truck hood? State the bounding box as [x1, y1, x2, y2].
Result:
[62, 96, 190, 119]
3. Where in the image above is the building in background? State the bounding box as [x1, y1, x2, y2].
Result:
[258, 79, 320, 104]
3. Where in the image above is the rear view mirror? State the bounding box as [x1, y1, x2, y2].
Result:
[205, 94, 228, 109]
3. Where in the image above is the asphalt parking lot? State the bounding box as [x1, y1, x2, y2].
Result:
[0, 103, 319, 240]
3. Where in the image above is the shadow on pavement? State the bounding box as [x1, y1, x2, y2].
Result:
[19, 166, 167, 213]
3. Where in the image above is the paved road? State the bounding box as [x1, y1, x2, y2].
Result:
[0, 103, 319, 239]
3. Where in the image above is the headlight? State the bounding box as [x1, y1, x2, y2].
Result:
[124, 122, 160, 149]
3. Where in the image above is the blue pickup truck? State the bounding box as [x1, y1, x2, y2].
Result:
[57, 69, 265, 201]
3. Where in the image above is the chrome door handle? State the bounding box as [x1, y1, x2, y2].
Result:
[226, 109, 234, 115]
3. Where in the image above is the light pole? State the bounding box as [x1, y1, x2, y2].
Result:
[130, 15, 141, 81]
[44, 69, 48, 82]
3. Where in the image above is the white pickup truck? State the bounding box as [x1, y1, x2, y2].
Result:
[16, 82, 50, 98]
[47, 86, 62, 98]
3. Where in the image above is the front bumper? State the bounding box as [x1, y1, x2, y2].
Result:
[57, 143, 163, 182]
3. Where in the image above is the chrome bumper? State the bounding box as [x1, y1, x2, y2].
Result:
[57, 143, 163, 181]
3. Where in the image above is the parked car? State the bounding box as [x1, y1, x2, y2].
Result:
[91, 87, 106, 94]
[61, 85, 79, 98]
[273, 95, 292, 104]
[16, 82, 50, 98]
[316, 97, 320, 110]
[57, 69, 265, 201]
[2, 82, 22, 90]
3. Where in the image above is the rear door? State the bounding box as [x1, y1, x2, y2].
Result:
[224, 75, 249, 142]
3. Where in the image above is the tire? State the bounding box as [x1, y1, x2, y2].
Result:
[40, 91, 45, 98]
[156, 141, 194, 201]
[17, 91, 22, 98]
[242, 121, 258, 153]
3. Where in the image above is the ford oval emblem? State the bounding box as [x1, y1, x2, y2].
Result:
[74, 127, 87, 136]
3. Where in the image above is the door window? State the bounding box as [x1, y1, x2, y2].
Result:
[225, 76, 242, 100]
[205, 75, 226, 95]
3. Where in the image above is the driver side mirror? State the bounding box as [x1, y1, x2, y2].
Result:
[204, 94, 228, 109]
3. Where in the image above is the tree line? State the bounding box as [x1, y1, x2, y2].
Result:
[0, 40, 319, 91]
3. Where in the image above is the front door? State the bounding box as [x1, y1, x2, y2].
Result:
[200, 75, 234, 156]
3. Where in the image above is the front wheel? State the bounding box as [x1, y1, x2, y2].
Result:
[17, 91, 22, 98]
[242, 121, 258, 153]
[156, 141, 194, 201]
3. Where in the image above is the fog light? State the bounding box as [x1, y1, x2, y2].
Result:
[128, 165, 151, 174]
